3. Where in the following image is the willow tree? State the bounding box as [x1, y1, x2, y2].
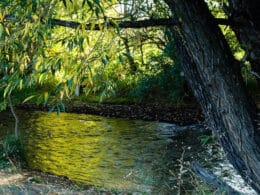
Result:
[1, 0, 259, 192]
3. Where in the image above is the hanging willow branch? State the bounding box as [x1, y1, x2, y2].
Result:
[8, 91, 19, 139]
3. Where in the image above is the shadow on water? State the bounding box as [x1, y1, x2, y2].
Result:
[0, 110, 256, 194]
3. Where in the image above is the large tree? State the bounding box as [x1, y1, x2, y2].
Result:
[163, 0, 260, 192]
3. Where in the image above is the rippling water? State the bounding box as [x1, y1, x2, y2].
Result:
[0, 110, 256, 194]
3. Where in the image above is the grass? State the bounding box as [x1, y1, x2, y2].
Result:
[0, 135, 25, 169]
[73, 94, 139, 105]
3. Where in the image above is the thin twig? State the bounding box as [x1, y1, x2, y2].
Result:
[8, 91, 19, 139]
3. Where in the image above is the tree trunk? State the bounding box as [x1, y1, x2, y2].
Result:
[227, 0, 260, 78]
[121, 36, 137, 74]
[164, 0, 260, 192]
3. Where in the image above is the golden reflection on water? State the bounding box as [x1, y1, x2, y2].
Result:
[20, 111, 171, 193]
[0, 110, 217, 193]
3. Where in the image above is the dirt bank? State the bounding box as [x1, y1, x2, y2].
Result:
[17, 102, 204, 125]
[0, 168, 122, 194]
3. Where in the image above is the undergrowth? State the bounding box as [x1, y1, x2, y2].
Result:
[0, 135, 25, 170]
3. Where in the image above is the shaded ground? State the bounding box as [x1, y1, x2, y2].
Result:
[0, 168, 123, 195]
[18, 102, 204, 125]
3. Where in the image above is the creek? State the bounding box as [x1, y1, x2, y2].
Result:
[0, 110, 256, 194]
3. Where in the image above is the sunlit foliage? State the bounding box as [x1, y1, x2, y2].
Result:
[0, 0, 184, 110]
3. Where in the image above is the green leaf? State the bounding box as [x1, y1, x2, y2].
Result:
[39, 73, 46, 84]
[94, 0, 100, 4]
[66, 77, 74, 88]
[0, 101, 7, 111]
[119, 55, 124, 64]
[99, 90, 106, 102]
[62, 0, 67, 8]
[86, 0, 93, 10]
[95, 8, 100, 17]
[51, 66, 56, 75]
[67, 40, 73, 51]
[199, 135, 213, 145]
[19, 79, 23, 90]
[55, 83, 63, 93]
[116, 26, 121, 34]
[44, 92, 49, 104]
[56, 58, 62, 71]
[32, 0, 37, 12]
[4, 84, 11, 98]
[82, 0, 86, 7]
[60, 102, 65, 112]
[48, 105, 55, 113]
[5, 27, 10, 36]
[0, 24, 4, 37]
[78, 37, 84, 52]
[23, 95, 36, 103]
[123, 52, 134, 61]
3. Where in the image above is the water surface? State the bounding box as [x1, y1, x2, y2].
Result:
[0, 110, 256, 194]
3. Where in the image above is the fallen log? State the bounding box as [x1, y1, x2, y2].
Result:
[191, 162, 240, 195]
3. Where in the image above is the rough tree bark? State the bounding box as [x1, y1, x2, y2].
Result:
[164, 0, 260, 192]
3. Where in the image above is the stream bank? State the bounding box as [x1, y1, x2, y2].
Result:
[0, 168, 121, 195]
[17, 102, 204, 125]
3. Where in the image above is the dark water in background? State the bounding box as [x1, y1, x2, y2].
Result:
[0, 110, 256, 194]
